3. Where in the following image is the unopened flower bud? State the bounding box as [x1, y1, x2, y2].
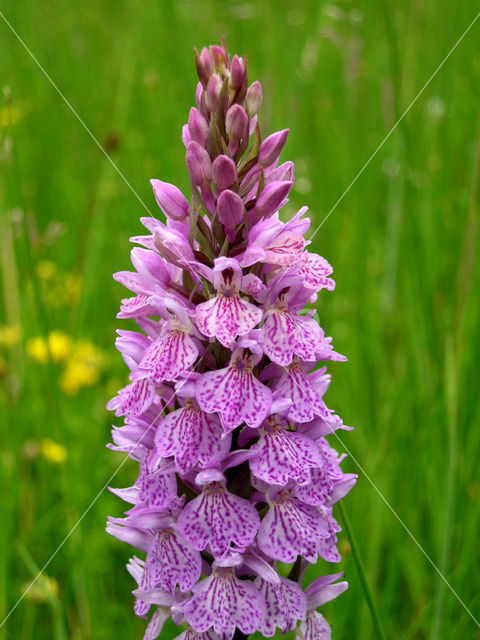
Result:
[185, 141, 212, 187]
[268, 160, 295, 183]
[245, 81, 263, 117]
[258, 129, 289, 168]
[195, 82, 203, 110]
[217, 189, 244, 227]
[255, 180, 293, 216]
[188, 108, 209, 147]
[206, 74, 223, 113]
[230, 55, 244, 90]
[210, 44, 228, 73]
[212, 154, 238, 189]
[226, 104, 248, 141]
[195, 47, 214, 88]
[182, 124, 192, 147]
[150, 179, 190, 221]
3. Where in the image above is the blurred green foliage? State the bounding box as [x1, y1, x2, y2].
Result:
[1, 0, 479, 638]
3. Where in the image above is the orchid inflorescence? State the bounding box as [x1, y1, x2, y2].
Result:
[107, 39, 356, 640]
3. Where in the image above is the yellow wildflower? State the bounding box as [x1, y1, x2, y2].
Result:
[26, 331, 72, 364]
[22, 574, 59, 603]
[0, 324, 22, 348]
[60, 340, 104, 394]
[26, 336, 48, 363]
[35, 260, 57, 281]
[0, 105, 21, 127]
[40, 439, 67, 465]
[47, 331, 73, 362]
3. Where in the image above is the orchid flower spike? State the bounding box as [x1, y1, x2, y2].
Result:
[107, 39, 355, 640]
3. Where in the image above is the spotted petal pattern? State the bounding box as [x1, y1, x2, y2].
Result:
[137, 330, 198, 384]
[298, 253, 335, 292]
[107, 377, 156, 417]
[155, 402, 230, 475]
[255, 575, 306, 636]
[173, 629, 221, 640]
[297, 611, 331, 640]
[184, 568, 265, 639]
[177, 483, 260, 557]
[249, 427, 322, 486]
[141, 529, 201, 593]
[196, 364, 272, 431]
[257, 491, 329, 563]
[196, 295, 262, 346]
[274, 361, 330, 423]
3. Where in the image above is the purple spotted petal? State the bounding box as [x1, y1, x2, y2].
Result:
[141, 529, 201, 593]
[144, 608, 170, 640]
[255, 575, 306, 636]
[298, 253, 335, 292]
[316, 506, 342, 563]
[137, 330, 198, 384]
[155, 401, 231, 475]
[249, 425, 322, 486]
[137, 463, 179, 511]
[184, 567, 265, 638]
[261, 309, 297, 366]
[173, 629, 221, 640]
[107, 377, 156, 417]
[196, 295, 262, 347]
[257, 491, 329, 563]
[297, 611, 331, 640]
[176, 482, 260, 557]
[274, 362, 330, 423]
[196, 362, 272, 431]
[118, 294, 156, 319]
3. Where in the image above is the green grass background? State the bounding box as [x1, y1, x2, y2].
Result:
[1, 0, 479, 638]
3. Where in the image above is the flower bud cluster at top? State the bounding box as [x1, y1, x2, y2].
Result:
[107, 39, 356, 640]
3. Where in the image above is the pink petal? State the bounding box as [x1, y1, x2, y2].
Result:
[141, 529, 201, 593]
[118, 294, 155, 319]
[138, 330, 198, 384]
[261, 309, 297, 366]
[265, 231, 305, 266]
[184, 568, 265, 638]
[298, 253, 335, 292]
[196, 295, 262, 347]
[177, 483, 260, 557]
[274, 363, 330, 423]
[155, 403, 231, 475]
[144, 608, 170, 640]
[257, 492, 329, 563]
[196, 366, 272, 431]
[249, 426, 322, 486]
[297, 611, 331, 640]
[255, 576, 306, 636]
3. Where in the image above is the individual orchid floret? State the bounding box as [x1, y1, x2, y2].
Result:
[176, 469, 260, 557]
[249, 415, 323, 486]
[212, 154, 237, 189]
[272, 361, 333, 423]
[184, 558, 266, 639]
[150, 179, 190, 221]
[258, 129, 289, 168]
[140, 526, 202, 593]
[254, 571, 306, 637]
[257, 488, 331, 563]
[133, 300, 199, 385]
[107, 39, 354, 640]
[195, 258, 263, 347]
[154, 397, 231, 475]
[196, 348, 272, 431]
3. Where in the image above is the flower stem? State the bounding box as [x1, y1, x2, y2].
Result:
[338, 502, 387, 640]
